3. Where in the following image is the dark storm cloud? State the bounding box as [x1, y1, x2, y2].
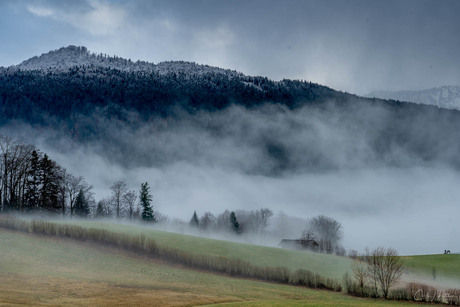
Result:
[122, 0, 460, 93]
[1, 0, 460, 93]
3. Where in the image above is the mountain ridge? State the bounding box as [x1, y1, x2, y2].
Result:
[1, 45, 349, 124]
[2, 46, 460, 173]
[14, 45, 246, 79]
[367, 85, 460, 110]
[7, 45, 459, 113]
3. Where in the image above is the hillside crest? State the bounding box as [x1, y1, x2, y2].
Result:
[15, 45, 244, 78]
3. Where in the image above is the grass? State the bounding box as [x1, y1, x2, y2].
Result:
[58, 220, 353, 280]
[0, 229, 421, 306]
[51, 219, 460, 289]
[402, 253, 460, 282]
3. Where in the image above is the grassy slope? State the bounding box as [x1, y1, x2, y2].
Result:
[59, 220, 460, 287]
[402, 254, 460, 283]
[64, 220, 460, 289]
[61, 220, 353, 279]
[0, 229, 417, 306]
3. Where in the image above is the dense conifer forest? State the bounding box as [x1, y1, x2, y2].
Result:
[2, 46, 460, 174]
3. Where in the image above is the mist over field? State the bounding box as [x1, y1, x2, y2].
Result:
[5, 101, 460, 255]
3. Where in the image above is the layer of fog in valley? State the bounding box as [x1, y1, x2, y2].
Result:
[6, 102, 460, 256]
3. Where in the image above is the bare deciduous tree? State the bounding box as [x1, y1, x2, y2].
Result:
[365, 247, 404, 299]
[111, 180, 127, 218]
[65, 174, 91, 216]
[200, 211, 216, 229]
[301, 227, 316, 241]
[96, 197, 112, 217]
[0, 136, 36, 212]
[215, 210, 231, 231]
[256, 208, 274, 234]
[123, 190, 137, 220]
[303, 215, 343, 253]
[352, 258, 368, 291]
[309, 215, 343, 242]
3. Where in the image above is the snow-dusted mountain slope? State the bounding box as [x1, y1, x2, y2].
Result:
[15, 45, 244, 78]
[367, 86, 460, 110]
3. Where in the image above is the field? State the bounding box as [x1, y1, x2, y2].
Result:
[402, 253, 460, 288]
[61, 220, 460, 286]
[0, 227, 424, 307]
[57, 220, 353, 279]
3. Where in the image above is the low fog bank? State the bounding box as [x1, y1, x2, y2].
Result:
[20, 146, 460, 256]
[82, 162, 460, 255]
[402, 271, 460, 292]
[10, 101, 460, 175]
[4, 102, 460, 255]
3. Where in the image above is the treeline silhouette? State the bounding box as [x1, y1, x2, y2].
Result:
[0, 135, 69, 214]
[0, 65, 342, 126]
[0, 133, 110, 217]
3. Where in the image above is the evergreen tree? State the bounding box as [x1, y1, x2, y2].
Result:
[95, 200, 106, 218]
[230, 211, 240, 234]
[39, 154, 61, 212]
[139, 182, 154, 222]
[25, 150, 41, 211]
[74, 188, 90, 217]
[190, 210, 200, 227]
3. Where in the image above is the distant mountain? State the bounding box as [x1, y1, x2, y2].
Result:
[367, 86, 460, 110]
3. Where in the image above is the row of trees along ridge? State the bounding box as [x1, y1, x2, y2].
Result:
[0, 135, 154, 220]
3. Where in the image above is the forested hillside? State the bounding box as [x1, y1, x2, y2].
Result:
[2, 46, 460, 174]
[0, 58, 344, 124]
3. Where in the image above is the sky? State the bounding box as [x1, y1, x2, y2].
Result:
[1, 0, 460, 95]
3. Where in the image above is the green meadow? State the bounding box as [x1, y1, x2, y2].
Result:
[59, 220, 353, 279]
[402, 253, 460, 284]
[64, 220, 460, 285]
[0, 227, 421, 306]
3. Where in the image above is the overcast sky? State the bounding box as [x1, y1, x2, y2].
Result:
[1, 0, 459, 94]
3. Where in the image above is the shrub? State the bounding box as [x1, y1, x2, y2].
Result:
[342, 273, 374, 297]
[0, 215, 29, 231]
[446, 289, 460, 306]
[389, 288, 410, 301]
[290, 269, 316, 287]
[289, 269, 341, 292]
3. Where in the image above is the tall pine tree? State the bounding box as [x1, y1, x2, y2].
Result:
[230, 211, 240, 234]
[39, 154, 61, 212]
[25, 150, 41, 211]
[190, 210, 199, 227]
[74, 188, 90, 217]
[139, 182, 154, 222]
